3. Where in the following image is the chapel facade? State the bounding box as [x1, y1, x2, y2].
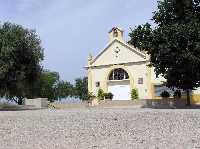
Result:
[86, 27, 200, 103]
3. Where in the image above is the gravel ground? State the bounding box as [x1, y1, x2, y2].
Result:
[0, 108, 200, 149]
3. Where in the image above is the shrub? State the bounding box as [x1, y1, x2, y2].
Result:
[160, 90, 170, 98]
[87, 92, 96, 100]
[97, 88, 104, 100]
[104, 92, 113, 99]
[173, 90, 181, 98]
[131, 89, 138, 100]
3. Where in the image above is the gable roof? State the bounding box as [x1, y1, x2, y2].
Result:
[90, 38, 146, 65]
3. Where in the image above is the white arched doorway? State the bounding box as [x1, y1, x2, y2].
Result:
[107, 68, 131, 100]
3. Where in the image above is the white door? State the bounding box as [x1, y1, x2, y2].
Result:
[108, 84, 131, 100]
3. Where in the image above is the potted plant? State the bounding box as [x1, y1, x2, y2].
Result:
[97, 88, 104, 100]
[103, 92, 113, 100]
[131, 89, 139, 100]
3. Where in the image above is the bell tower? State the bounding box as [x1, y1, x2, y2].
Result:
[108, 27, 124, 42]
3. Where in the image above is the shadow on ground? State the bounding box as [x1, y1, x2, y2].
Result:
[141, 104, 200, 109]
[0, 104, 42, 111]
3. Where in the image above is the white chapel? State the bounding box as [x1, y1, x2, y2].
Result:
[86, 27, 200, 103]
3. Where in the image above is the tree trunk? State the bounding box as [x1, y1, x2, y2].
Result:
[186, 89, 191, 106]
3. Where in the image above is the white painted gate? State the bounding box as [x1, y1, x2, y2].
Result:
[108, 84, 131, 100]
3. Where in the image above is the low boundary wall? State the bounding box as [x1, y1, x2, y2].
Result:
[24, 98, 49, 108]
[141, 98, 187, 108]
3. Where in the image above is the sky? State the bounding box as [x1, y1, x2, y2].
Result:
[0, 0, 157, 83]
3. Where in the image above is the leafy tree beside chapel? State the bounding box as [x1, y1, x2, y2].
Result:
[0, 22, 44, 104]
[73, 77, 88, 101]
[129, 0, 200, 105]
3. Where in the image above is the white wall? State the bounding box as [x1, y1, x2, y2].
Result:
[92, 41, 145, 66]
[127, 63, 149, 98]
[91, 63, 149, 99]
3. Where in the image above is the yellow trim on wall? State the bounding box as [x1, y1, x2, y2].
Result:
[191, 94, 200, 104]
[147, 66, 153, 98]
[87, 68, 92, 92]
[150, 84, 155, 99]
[154, 95, 200, 104]
[151, 88, 200, 104]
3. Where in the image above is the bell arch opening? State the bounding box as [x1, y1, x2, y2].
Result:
[108, 68, 129, 81]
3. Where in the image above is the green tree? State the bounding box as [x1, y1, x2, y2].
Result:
[129, 0, 200, 105]
[74, 77, 88, 100]
[55, 80, 74, 100]
[128, 23, 152, 51]
[33, 70, 74, 102]
[0, 22, 44, 104]
[36, 70, 59, 102]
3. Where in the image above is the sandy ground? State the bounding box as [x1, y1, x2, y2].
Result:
[0, 108, 200, 149]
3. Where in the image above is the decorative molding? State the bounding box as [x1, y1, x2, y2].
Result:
[85, 60, 149, 69]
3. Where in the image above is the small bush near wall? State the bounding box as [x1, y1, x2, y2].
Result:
[131, 89, 138, 100]
[104, 92, 113, 100]
[160, 90, 170, 98]
[87, 92, 96, 101]
[97, 88, 104, 100]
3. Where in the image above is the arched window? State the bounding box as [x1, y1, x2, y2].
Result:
[109, 68, 129, 80]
